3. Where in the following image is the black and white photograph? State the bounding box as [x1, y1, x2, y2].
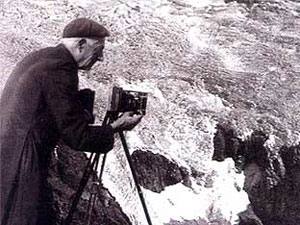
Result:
[0, 0, 300, 224]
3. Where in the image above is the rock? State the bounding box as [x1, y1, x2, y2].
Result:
[131, 150, 190, 193]
[281, 145, 300, 170]
[213, 123, 241, 162]
[243, 163, 263, 194]
[251, 144, 300, 225]
[212, 124, 300, 224]
[238, 205, 263, 225]
[224, 0, 258, 8]
[1, 0, 300, 223]
[48, 144, 131, 225]
[166, 218, 208, 225]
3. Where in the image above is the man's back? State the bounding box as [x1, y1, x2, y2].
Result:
[0, 44, 78, 225]
[1, 44, 77, 130]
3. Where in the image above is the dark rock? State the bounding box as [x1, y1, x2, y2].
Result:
[212, 123, 241, 162]
[48, 144, 132, 225]
[131, 150, 190, 193]
[212, 124, 300, 225]
[166, 218, 208, 225]
[165, 218, 210, 225]
[191, 167, 206, 179]
[180, 167, 192, 188]
[238, 205, 263, 225]
[241, 130, 270, 169]
[224, 0, 259, 8]
[213, 124, 276, 171]
[281, 145, 300, 170]
[251, 144, 300, 225]
[191, 167, 216, 188]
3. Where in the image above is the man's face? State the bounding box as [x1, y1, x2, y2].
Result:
[78, 38, 105, 70]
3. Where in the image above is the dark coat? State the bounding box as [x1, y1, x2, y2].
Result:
[0, 44, 114, 225]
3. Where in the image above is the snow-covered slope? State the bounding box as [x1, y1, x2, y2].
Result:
[1, 0, 300, 224]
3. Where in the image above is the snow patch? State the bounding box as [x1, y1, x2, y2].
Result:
[184, 0, 215, 8]
[145, 183, 211, 224]
[153, 88, 167, 104]
[68, 0, 94, 7]
[117, 79, 155, 93]
[209, 159, 249, 221]
[153, 4, 172, 18]
[187, 26, 211, 50]
[182, 0, 224, 8]
[185, 90, 228, 113]
[217, 47, 244, 72]
[126, 132, 147, 153]
[23, 0, 52, 7]
[264, 134, 277, 148]
[139, 159, 249, 224]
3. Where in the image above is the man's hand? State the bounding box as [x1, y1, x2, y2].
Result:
[110, 111, 143, 133]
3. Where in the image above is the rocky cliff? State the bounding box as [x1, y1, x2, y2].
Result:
[213, 123, 300, 224]
[48, 145, 132, 225]
[1, 0, 300, 224]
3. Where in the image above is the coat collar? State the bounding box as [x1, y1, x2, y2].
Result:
[55, 43, 78, 69]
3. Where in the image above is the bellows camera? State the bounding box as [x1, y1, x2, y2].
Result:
[108, 86, 148, 115]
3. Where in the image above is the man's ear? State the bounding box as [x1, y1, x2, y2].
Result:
[77, 38, 87, 52]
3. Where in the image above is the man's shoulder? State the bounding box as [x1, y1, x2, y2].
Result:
[9, 44, 78, 86]
[27, 44, 76, 68]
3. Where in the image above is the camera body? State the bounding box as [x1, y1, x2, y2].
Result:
[77, 88, 95, 124]
[77, 89, 95, 115]
[108, 86, 148, 115]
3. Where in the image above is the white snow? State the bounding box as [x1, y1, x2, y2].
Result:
[103, 125, 249, 224]
[68, 0, 94, 7]
[187, 26, 211, 50]
[105, 171, 248, 225]
[139, 159, 248, 224]
[216, 47, 245, 72]
[183, 0, 222, 8]
[264, 134, 277, 148]
[144, 183, 212, 224]
[126, 132, 147, 153]
[185, 91, 228, 113]
[209, 159, 249, 221]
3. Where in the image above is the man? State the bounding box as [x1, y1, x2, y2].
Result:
[0, 18, 142, 225]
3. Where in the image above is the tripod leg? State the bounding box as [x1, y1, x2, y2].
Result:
[65, 112, 111, 225]
[85, 157, 101, 223]
[86, 181, 99, 225]
[84, 191, 93, 223]
[65, 153, 100, 225]
[119, 131, 153, 225]
[87, 191, 98, 225]
[99, 153, 107, 181]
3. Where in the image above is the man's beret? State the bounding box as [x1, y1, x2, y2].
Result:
[63, 18, 110, 39]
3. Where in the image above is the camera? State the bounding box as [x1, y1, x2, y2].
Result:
[77, 88, 95, 124]
[77, 89, 95, 115]
[108, 86, 148, 115]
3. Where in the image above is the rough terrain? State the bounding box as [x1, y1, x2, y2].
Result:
[1, 0, 300, 224]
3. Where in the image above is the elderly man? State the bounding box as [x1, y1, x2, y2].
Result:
[0, 18, 142, 225]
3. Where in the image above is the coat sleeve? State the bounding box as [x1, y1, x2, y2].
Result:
[42, 67, 114, 153]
